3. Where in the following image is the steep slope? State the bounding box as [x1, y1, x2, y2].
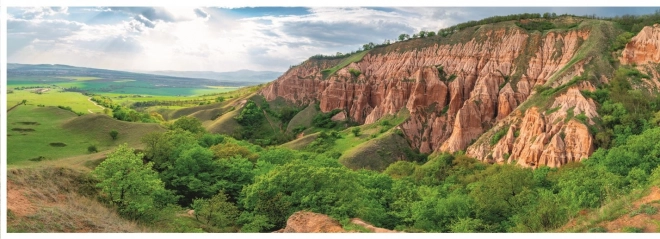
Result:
[261, 18, 624, 167]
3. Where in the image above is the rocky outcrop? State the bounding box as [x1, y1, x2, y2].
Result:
[278, 211, 346, 233]
[621, 24, 660, 65]
[467, 86, 597, 168]
[275, 211, 397, 233]
[262, 24, 594, 167]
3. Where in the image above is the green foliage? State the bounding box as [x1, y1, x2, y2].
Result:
[234, 100, 263, 126]
[109, 129, 119, 140]
[490, 127, 509, 146]
[312, 109, 343, 129]
[469, 164, 535, 231]
[87, 145, 98, 153]
[197, 133, 225, 148]
[610, 32, 635, 51]
[588, 227, 608, 232]
[215, 96, 225, 103]
[351, 127, 361, 137]
[92, 144, 172, 221]
[172, 116, 206, 134]
[348, 68, 362, 78]
[515, 20, 556, 32]
[161, 145, 254, 205]
[630, 204, 658, 216]
[191, 190, 239, 230]
[241, 162, 379, 230]
[622, 227, 644, 233]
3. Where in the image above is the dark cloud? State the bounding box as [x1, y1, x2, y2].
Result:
[194, 8, 209, 18]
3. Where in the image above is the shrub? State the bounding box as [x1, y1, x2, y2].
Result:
[490, 127, 509, 146]
[110, 130, 119, 140]
[348, 68, 362, 78]
[622, 227, 643, 233]
[351, 127, 361, 137]
[88, 145, 98, 153]
[588, 227, 607, 232]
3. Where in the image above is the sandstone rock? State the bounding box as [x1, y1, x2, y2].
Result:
[280, 211, 346, 233]
[331, 111, 347, 121]
[261, 27, 593, 167]
[621, 24, 660, 65]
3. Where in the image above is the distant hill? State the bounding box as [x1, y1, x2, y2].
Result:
[146, 70, 283, 84]
[7, 63, 267, 87]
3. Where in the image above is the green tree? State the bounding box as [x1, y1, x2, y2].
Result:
[215, 96, 225, 103]
[92, 144, 168, 221]
[172, 116, 206, 134]
[191, 190, 239, 230]
[109, 129, 119, 140]
[351, 127, 361, 137]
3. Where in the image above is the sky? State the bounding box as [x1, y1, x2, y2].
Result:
[7, 6, 660, 73]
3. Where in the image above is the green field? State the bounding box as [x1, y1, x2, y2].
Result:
[8, 76, 239, 96]
[8, 89, 105, 114]
[56, 76, 102, 81]
[7, 105, 165, 165]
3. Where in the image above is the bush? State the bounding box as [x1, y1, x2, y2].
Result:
[490, 127, 509, 146]
[588, 227, 607, 232]
[351, 127, 361, 137]
[110, 130, 119, 140]
[348, 68, 362, 78]
[88, 145, 98, 153]
[622, 227, 643, 233]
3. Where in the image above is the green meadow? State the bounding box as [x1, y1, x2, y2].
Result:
[8, 89, 104, 114]
[7, 105, 165, 165]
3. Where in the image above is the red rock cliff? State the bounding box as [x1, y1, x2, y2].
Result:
[262, 24, 595, 167]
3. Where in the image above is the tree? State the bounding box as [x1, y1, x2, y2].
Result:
[351, 127, 361, 137]
[103, 108, 111, 115]
[210, 142, 259, 162]
[88, 145, 98, 153]
[110, 129, 119, 140]
[215, 96, 225, 103]
[398, 33, 410, 41]
[172, 116, 206, 134]
[191, 190, 239, 230]
[92, 144, 168, 221]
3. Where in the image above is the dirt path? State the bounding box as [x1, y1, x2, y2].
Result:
[88, 97, 105, 114]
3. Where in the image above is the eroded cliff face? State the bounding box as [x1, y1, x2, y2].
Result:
[621, 24, 660, 65]
[621, 24, 660, 90]
[262, 24, 594, 167]
[467, 85, 598, 168]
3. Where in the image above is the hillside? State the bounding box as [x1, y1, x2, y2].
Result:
[8, 12, 660, 234]
[260, 17, 660, 169]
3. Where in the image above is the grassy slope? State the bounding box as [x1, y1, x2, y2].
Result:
[281, 110, 411, 170]
[7, 105, 165, 165]
[8, 90, 104, 114]
[338, 131, 413, 171]
[559, 185, 660, 233]
[7, 167, 149, 232]
[285, 104, 319, 134]
[321, 50, 371, 79]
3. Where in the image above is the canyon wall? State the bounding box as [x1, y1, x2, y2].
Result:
[261, 23, 605, 167]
